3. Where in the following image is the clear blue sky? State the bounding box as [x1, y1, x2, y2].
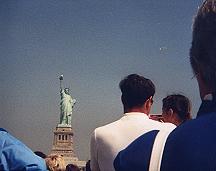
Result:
[0, 0, 203, 160]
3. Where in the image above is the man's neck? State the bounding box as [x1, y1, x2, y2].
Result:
[125, 108, 149, 115]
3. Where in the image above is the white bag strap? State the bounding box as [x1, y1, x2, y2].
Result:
[149, 129, 173, 171]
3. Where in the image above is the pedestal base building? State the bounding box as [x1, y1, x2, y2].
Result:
[50, 125, 86, 170]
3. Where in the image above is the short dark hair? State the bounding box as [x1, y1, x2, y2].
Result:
[190, 0, 216, 90]
[119, 74, 155, 109]
[162, 94, 191, 122]
[66, 163, 80, 171]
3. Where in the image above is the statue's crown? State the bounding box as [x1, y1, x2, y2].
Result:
[64, 88, 70, 93]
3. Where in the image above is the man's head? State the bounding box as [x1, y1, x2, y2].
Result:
[66, 164, 80, 171]
[162, 94, 191, 126]
[190, 0, 216, 98]
[119, 74, 155, 114]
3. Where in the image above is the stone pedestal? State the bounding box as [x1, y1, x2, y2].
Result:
[50, 126, 86, 170]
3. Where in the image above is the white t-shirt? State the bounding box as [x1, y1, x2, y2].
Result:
[90, 112, 176, 171]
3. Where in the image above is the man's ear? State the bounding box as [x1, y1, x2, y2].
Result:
[149, 96, 153, 102]
[168, 108, 174, 117]
[144, 96, 153, 112]
[146, 96, 153, 107]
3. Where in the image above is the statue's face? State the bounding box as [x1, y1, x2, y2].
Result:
[64, 88, 69, 94]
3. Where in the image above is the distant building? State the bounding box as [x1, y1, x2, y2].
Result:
[50, 126, 86, 170]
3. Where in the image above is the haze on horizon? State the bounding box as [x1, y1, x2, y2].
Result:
[0, 0, 202, 160]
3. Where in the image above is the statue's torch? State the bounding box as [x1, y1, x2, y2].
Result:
[59, 75, 63, 89]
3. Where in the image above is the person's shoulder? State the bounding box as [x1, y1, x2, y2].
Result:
[0, 129, 10, 146]
[174, 113, 216, 132]
[162, 122, 176, 130]
[93, 119, 122, 135]
[162, 114, 216, 170]
[167, 120, 195, 139]
[0, 130, 47, 170]
[167, 114, 216, 143]
[91, 116, 132, 142]
[148, 119, 176, 131]
[0, 128, 8, 137]
[0, 129, 16, 144]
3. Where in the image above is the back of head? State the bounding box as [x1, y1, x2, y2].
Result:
[162, 94, 191, 122]
[45, 154, 66, 171]
[65, 164, 79, 171]
[190, 0, 216, 90]
[119, 74, 155, 110]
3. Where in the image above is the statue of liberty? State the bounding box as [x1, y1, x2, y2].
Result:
[59, 75, 76, 126]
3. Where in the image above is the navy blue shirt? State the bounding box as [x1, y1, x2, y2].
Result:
[114, 130, 158, 171]
[114, 97, 216, 171]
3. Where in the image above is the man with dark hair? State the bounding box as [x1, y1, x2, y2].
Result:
[119, 74, 156, 111]
[90, 74, 175, 171]
[114, 0, 216, 170]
